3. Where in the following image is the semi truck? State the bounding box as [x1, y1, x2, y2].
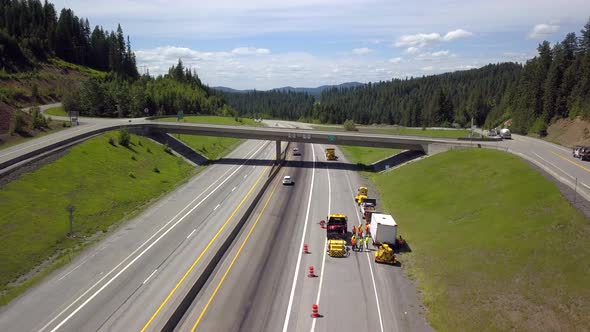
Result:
[370, 213, 397, 246]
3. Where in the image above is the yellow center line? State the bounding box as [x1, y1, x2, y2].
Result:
[141, 164, 270, 332]
[547, 149, 590, 174]
[191, 161, 289, 331]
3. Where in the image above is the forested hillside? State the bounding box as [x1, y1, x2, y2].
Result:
[220, 90, 315, 120]
[0, 0, 226, 120]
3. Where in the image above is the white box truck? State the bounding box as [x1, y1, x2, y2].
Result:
[370, 213, 397, 246]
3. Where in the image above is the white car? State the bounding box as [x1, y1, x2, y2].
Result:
[282, 175, 293, 185]
[293, 148, 301, 156]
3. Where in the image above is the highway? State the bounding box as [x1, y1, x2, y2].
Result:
[0, 138, 283, 331]
[174, 142, 432, 332]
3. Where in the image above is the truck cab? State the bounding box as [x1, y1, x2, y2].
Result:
[326, 214, 348, 239]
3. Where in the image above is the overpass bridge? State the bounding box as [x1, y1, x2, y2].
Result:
[0, 120, 476, 171]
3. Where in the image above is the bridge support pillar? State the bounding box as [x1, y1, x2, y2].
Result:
[275, 140, 281, 165]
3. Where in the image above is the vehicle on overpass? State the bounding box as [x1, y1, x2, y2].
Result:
[499, 128, 512, 139]
[326, 214, 348, 240]
[282, 175, 293, 185]
[356, 186, 368, 204]
[325, 147, 338, 160]
[292, 147, 301, 156]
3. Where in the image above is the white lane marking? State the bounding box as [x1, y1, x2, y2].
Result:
[214, 204, 221, 211]
[39, 141, 268, 332]
[0, 124, 99, 158]
[532, 152, 576, 180]
[365, 254, 385, 332]
[344, 169, 387, 332]
[310, 153, 331, 332]
[582, 182, 590, 191]
[244, 174, 248, 179]
[186, 229, 197, 239]
[142, 270, 158, 285]
[232, 187, 237, 192]
[282, 144, 316, 332]
[57, 246, 107, 281]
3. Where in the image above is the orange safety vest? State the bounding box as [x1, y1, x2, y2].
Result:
[366, 224, 370, 232]
[352, 225, 357, 234]
[351, 236, 357, 246]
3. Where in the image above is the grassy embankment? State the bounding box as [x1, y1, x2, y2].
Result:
[0, 132, 196, 305]
[366, 149, 589, 331]
[44, 106, 67, 116]
[339, 146, 401, 165]
[157, 116, 262, 159]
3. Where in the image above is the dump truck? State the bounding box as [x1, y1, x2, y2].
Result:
[370, 213, 397, 246]
[325, 147, 338, 160]
[326, 214, 348, 240]
[360, 198, 377, 215]
[355, 186, 368, 204]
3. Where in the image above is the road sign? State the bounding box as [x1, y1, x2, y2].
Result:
[177, 111, 184, 121]
[328, 135, 336, 141]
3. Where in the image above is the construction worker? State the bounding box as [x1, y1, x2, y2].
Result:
[351, 235, 357, 252]
[357, 224, 364, 238]
[351, 225, 357, 237]
[364, 236, 370, 251]
[365, 223, 370, 237]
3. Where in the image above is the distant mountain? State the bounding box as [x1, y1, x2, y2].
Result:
[211, 82, 365, 96]
[210, 86, 254, 93]
[272, 82, 364, 96]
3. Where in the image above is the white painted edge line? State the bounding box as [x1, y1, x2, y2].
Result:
[344, 169, 387, 332]
[186, 229, 197, 239]
[282, 144, 316, 332]
[310, 148, 331, 332]
[39, 141, 268, 332]
[532, 152, 575, 180]
[142, 270, 158, 285]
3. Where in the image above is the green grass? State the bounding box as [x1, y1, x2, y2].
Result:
[157, 116, 262, 159]
[44, 106, 67, 116]
[339, 146, 401, 165]
[366, 149, 590, 331]
[0, 132, 196, 304]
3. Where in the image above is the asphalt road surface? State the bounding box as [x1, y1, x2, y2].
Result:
[174, 142, 432, 332]
[0, 139, 282, 331]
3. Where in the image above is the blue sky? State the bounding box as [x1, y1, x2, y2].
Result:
[60, 0, 590, 89]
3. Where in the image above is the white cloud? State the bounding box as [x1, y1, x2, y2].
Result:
[352, 47, 374, 55]
[406, 47, 421, 54]
[442, 29, 473, 41]
[528, 23, 559, 39]
[388, 57, 403, 63]
[395, 33, 441, 48]
[395, 29, 473, 51]
[421, 66, 434, 71]
[231, 47, 271, 55]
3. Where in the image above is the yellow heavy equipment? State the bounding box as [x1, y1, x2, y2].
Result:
[325, 147, 338, 160]
[355, 186, 368, 204]
[328, 239, 347, 257]
[374, 243, 398, 265]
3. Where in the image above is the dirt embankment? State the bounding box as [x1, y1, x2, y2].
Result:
[545, 117, 590, 147]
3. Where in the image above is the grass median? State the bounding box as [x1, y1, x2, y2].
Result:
[0, 131, 197, 305]
[367, 148, 589, 331]
[44, 106, 67, 116]
[338, 145, 401, 165]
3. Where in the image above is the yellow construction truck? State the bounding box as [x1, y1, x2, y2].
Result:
[355, 186, 368, 204]
[326, 214, 348, 257]
[325, 147, 338, 160]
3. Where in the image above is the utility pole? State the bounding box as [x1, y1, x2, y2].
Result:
[66, 204, 75, 237]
